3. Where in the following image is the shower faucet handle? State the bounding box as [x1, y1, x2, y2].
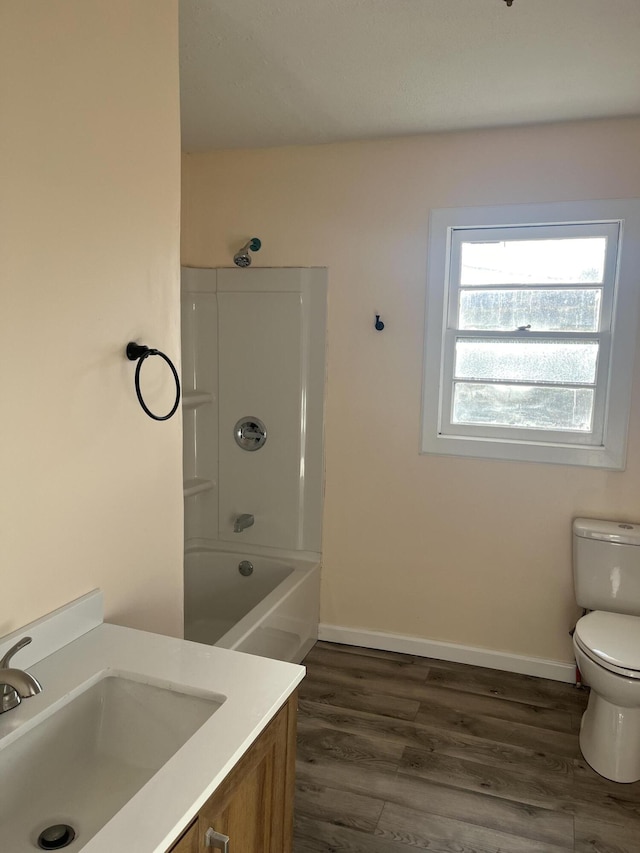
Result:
[241, 427, 263, 440]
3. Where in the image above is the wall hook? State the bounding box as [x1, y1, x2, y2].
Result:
[374, 314, 385, 332]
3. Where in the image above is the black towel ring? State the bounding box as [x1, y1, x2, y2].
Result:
[126, 342, 181, 421]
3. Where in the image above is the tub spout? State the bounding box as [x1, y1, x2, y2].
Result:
[234, 513, 254, 533]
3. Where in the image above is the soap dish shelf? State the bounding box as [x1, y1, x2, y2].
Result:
[183, 478, 215, 498]
[182, 391, 214, 409]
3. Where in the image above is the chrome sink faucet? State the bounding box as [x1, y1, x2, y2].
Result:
[233, 513, 254, 533]
[0, 636, 43, 714]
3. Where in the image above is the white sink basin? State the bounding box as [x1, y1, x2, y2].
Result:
[0, 594, 304, 853]
[0, 675, 224, 852]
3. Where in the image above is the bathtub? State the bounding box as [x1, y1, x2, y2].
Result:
[184, 547, 320, 664]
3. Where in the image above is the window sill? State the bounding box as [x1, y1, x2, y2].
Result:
[420, 432, 626, 469]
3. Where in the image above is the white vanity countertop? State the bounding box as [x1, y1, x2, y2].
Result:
[0, 621, 305, 853]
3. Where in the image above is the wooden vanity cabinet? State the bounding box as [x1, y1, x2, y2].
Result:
[167, 692, 297, 853]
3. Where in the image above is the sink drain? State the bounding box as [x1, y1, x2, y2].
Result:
[37, 824, 76, 850]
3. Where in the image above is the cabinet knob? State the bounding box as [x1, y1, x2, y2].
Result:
[205, 828, 230, 851]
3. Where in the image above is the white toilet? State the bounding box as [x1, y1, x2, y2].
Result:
[573, 518, 640, 783]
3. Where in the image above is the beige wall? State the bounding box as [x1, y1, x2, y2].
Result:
[182, 118, 640, 664]
[0, 2, 183, 637]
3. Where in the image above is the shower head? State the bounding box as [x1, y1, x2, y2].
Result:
[233, 237, 262, 267]
[233, 244, 252, 267]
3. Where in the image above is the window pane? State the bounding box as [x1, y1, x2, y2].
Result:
[458, 289, 601, 332]
[452, 383, 594, 431]
[455, 339, 598, 384]
[460, 237, 607, 285]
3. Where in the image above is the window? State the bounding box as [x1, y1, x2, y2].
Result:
[421, 200, 640, 468]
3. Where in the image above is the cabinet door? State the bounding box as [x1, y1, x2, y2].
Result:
[168, 819, 198, 853]
[199, 697, 297, 853]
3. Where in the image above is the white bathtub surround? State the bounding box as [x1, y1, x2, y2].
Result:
[0, 592, 304, 853]
[181, 266, 327, 552]
[319, 623, 577, 683]
[185, 547, 320, 663]
[181, 267, 327, 662]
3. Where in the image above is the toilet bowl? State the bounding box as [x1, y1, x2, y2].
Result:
[573, 610, 640, 783]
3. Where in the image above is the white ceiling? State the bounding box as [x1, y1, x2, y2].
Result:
[179, 0, 640, 152]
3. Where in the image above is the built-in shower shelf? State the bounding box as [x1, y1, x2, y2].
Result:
[182, 390, 214, 409]
[183, 477, 215, 498]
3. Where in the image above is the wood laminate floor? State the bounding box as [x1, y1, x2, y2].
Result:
[293, 641, 640, 853]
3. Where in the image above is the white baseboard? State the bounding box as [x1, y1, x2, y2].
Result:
[318, 623, 576, 684]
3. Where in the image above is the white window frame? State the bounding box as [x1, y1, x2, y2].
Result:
[421, 199, 640, 469]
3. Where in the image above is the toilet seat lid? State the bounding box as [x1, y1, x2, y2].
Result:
[575, 611, 640, 673]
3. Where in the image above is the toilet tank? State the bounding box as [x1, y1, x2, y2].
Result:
[573, 518, 640, 615]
